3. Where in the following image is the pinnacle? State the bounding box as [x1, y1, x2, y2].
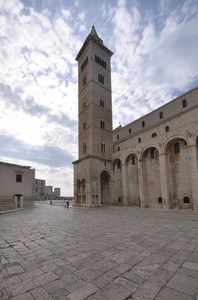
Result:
[89, 25, 103, 44]
[90, 25, 99, 37]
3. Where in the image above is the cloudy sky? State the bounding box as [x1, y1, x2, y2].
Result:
[0, 0, 198, 196]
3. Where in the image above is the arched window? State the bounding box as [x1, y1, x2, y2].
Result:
[101, 119, 105, 129]
[117, 160, 121, 168]
[182, 99, 187, 108]
[142, 121, 145, 127]
[83, 75, 86, 87]
[152, 133, 157, 138]
[159, 112, 163, 119]
[165, 126, 169, 132]
[132, 156, 135, 165]
[100, 99, 104, 107]
[174, 142, 180, 154]
[101, 143, 105, 152]
[158, 197, 162, 203]
[138, 138, 141, 143]
[150, 148, 155, 159]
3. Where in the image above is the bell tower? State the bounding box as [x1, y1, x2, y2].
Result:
[73, 26, 113, 206]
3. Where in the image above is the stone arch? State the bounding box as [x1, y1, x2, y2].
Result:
[142, 147, 161, 208]
[125, 153, 139, 206]
[113, 158, 122, 170]
[140, 144, 161, 160]
[113, 159, 122, 204]
[163, 134, 188, 153]
[100, 170, 111, 204]
[165, 137, 192, 209]
[194, 131, 198, 145]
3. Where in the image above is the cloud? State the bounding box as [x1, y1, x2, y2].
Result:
[0, 134, 75, 168]
[0, 83, 50, 115]
[109, 0, 198, 127]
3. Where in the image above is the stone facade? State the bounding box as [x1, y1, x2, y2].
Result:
[45, 186, 53, 199]
[73, 26, 198, 209]
[35, 179, 45, 201]
[0, 161, 35, 211]
[53, 188, 61, 199]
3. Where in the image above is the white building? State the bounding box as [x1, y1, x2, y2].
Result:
[0, 161, 35, 211]
[35, 179, 45, 201]
[53, 188, 61, 199]
[45, 185, 53, 199]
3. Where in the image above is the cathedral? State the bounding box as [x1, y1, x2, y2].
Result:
[73, 26, 198, 210]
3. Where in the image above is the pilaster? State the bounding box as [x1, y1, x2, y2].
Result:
[121, 163, 127, 206]
[188, 144, 198, 209]
[159, 153, 169, 208]
[137, 159, 144, 207]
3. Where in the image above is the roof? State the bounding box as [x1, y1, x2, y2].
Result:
[75, 26, 113, 61]
[0, 161, 32, 169]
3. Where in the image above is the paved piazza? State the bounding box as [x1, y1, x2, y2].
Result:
[1, 204, 198, 300]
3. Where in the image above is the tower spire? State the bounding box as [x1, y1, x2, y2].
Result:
[89, 25, 103, 44]
[90, 26, 99, 38]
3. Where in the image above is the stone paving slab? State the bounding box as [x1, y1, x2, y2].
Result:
[1, 204, 198, 299]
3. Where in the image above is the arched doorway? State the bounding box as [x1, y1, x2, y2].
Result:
[125, 154, 139, 206]
[100, 171, 111, 204]
[14, 194, 23, 208]
[166, 138, 192, 208]
[142, 147, 161, 208]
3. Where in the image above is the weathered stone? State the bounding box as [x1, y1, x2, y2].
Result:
[114, 276, 138, 292]
[67, 283, 99, 300]
[6, 272, 58, 296]
[1, 204, 198, 300]
[167, 273, 198, 296]
[132, 280, 161, 300]
[89, 282, 131, 300]
[30, 286, 54, 300]
[156, 287, 193, 300]
[9, 292, 35, 300]
[182, 261, 198, 271]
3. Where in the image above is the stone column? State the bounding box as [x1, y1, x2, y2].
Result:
[138, 159, 144, 207]
[122, 163, 127, 206]
[188, 144, 198, 209]
[159, 153, 169, 208]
